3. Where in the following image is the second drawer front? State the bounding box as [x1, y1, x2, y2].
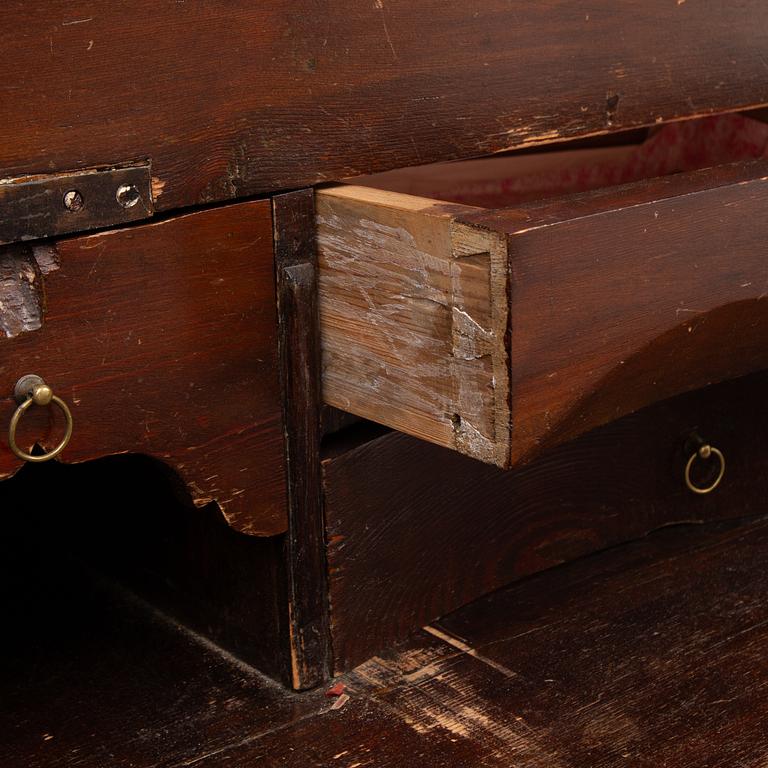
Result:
[323, 372, 768, 673]
[0, 201, 286, 536]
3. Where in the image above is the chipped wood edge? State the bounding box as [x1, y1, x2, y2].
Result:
[449, 222, 510, 466]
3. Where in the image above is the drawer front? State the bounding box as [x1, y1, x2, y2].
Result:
[0, 202, 286, 536]
[317, 159, 768, 467]
[324, 372, 768, 672]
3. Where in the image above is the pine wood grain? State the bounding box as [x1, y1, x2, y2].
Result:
[317, 186, 510, 464]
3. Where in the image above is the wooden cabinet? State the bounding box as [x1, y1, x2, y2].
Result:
[3, 1, 768, 708]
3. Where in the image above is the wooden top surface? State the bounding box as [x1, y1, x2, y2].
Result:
[5, 490, 768, 765]
[3, 2, 768, 217]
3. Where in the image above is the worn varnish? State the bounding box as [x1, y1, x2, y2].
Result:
[205, 515, 768, 765]
[434, 518, 768, 766]
[352, 112, 768, 207]
[7, 506, 767, 766]
[318, 159, 768, 467]
[4, 3, 768, 223]
[323, 371, 768, 671]
[0, 202, 286, 535]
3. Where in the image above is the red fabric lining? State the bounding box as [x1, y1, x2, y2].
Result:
[442, 114, 768, 208]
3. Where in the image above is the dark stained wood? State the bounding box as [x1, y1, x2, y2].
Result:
[4, 3, 768, 221]
[323, 371, 768, 672]
[196, 515, 768, 767]
[274, 189, 331, 690]
[320, 406, 361, 438]
[2, 455, 292, 685]
[464, 159, 768, 464]
[135, 503, 293, 685]
[0, 162, 153, 245]
[463, 156, 768, 234]
[4, 474, 768, 766]
[434, 517, 768, 767]
[320, 159, 768, 467]
[0, 202, 286, 536]
[0, 503, 324, 768]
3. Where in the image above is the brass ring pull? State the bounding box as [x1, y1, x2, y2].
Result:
[8, 375, 73, 463]
[684, 443, 725, 495]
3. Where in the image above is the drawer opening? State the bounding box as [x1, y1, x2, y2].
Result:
[351, 112, 768, 208]
[0, 455, 286, 699]
[0, 455, 305, 764]
[317, 112, 768, 469]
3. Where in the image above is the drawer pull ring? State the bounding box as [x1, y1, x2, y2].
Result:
[8, 375, 73, 463]
[684, 443, 725, 495]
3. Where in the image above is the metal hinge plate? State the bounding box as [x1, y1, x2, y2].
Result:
[0, 162, 153, 245]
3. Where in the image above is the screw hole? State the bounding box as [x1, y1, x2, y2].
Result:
[62, 189, 84, 212]
[116, 184, 140, 209]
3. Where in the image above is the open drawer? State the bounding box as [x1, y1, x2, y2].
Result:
[316, 116, 768, 467]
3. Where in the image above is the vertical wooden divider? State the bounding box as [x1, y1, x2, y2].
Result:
[273, 189, 332, 689]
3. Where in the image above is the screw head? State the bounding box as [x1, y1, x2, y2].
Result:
[116, 184, 140, 209]
[63, 189, 84, 212]
[31, 384, 53, 406]
[699, 444, 712, 460]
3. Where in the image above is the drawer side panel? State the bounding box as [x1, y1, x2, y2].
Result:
[316, 187, 509, 465]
